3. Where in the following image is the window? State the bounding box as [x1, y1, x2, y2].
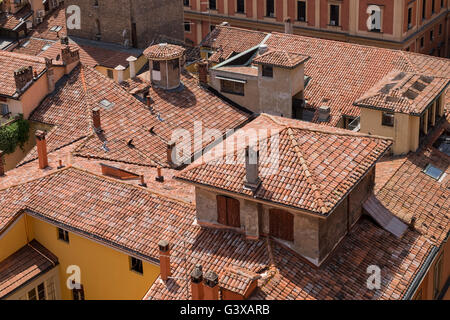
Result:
[1, 103, 9, 116]
[297, 1, 306, 21]
[184, 21, 191, 32]
[262, 65, 273, 78]
[220, 79, 245, 96]
[422, 0, 427, 20]
[153, 61, 160, 71]
[407, 7, 413, 29]
[441, 0, 444, 8]
[423, 164, 444, 180]
[381, 112, 394, 127]
[183, 0, 190, 7]
[420, 36, 424, 47]
[266, 0, 275, 17]
[237, 0, 245, 13]
[107, 69, 113, 79]
[57, 228, 69, 243]
[269, 209, 294, 242]
[330, 5, 340, 26]
[72, 285, 85, 300]
[430, 30, 434, 42]
[439, 24, 442, 35]
[209, 0, 216, 10]
[130, 257, 143, 274]
[93, 0, 98, 6]
[27, 282, 46, 300]
[433, 253, 443, 298]
[432, 0, 435, 13]
[217, 195, 240, 228]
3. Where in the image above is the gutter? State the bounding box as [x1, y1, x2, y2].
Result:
[403, 231, 449, 300]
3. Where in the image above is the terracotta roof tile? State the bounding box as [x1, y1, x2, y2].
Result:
[177, 114, 392, 215]
[28, 6, 67, 41]
[0, 240, 58, 299]
[0, 4, 32, 30]
[144, 43, 185, 60]
[253, 49, 309, 69]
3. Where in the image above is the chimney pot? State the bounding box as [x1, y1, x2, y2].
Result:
[35, 130, 48, 169]
[155, 167, 164, 182]
[139, 175, 147, 187]
[284, 17, 293, 34]
[158, 240, 171, 281]
[115, 65, 126, 83]
[191, 265, 204, 300]
[318, 105, 331, 122]
[92, 107, 101, 132]
[197, 61, 208, 86]
[244, 145, 260, 190]
[0, 150, 5, 176]
[167, 141, 176, 167]
[203, 271, 219, 300]
[126, 56, 137, 79]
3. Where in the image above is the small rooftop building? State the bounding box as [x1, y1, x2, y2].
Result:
[144, 43, 185, 90]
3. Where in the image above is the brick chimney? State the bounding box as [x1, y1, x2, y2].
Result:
[0, 150, 5, 177]
[203, 271, 219, 300]
[45, 57, 55, 93]
[14, 66, 34, 93]
[190, 265, 204, 300]
[158, 240, 171, 281]
[126, 56, 137, 79]
[92, 107, 101, 133]
[284, 17, 293, 34]
[155, 167, 164, 182]
[167, 141, 176, 167]
[244, 146, 260, 191]
[35, 130, 48, 169]
[198, 61, 208, 86]
[61, 45, 80, 73]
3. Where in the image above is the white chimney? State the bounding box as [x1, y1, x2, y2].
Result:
[126, 56, 137, 79]
[244, 146, 260, 190]
[115, 65, 126, 83]
[318, 105, 331, 122]
[284, 17, 293, 34]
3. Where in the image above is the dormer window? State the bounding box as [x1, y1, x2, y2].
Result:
[262, 65, 273, 78]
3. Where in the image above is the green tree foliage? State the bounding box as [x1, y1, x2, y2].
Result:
[0, 115, 30, 154]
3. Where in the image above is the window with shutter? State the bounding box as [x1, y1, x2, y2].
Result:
[216, 195, 241, 227]
[269, 209, 294, 242]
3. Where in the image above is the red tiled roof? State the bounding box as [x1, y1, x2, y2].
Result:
[177, 114, 392, 215]
[355, 71, 449, 115]
[0, 51, 47, 97]
[0, 4, 32, 30]
[203, 26, 450, 126]
[144, 43, 185, 60]
[13, 38, 54, 56]
[20, 66, 250, 168]
[28, 5, 67, 41]
[201, 25, 268, 63]
[215, 66, 259, 77]
[40, 41, 139, 68]
[253, 49, 310, 69]
[0, 167, 196, 263]
[0, 240, 58, 299]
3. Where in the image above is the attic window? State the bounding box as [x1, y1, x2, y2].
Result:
[262, 65, 273, 78]
[423, 164, 444, 180]
[99, 99, 114, 110]
[41, 44, 52, 52]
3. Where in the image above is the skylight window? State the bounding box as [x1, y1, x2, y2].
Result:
[22, 40, 30, 47]
[99, 99, 114, 110]
[50, 26, 63, 32]
[41, 44, 51, 51]
[423, 164, 444, 180]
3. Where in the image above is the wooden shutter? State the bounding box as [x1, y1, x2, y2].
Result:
[269, 209, 294, 242]
[226, 197, 241, 228]
[217, 195, 228, 225]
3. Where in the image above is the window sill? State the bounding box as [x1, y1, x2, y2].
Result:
[381, 124, 394, 127]
[130, 269, 144, 276]
[221, 90, 245, 96]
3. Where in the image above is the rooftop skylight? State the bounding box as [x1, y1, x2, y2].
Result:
[99, 99, 114, 110]
[423, 164, 444, 180]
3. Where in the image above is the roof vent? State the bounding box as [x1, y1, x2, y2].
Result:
[318, 105, 330, 122]
[259, 44, 269, 55]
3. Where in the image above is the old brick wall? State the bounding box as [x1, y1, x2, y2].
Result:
[65, 0, 183, 48]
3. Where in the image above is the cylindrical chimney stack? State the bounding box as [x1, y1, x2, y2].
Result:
[126, 56, 137, 79]
[115, 65, 126, 83]
[35, 130, 48, 169]
[158, 240, 171, 281]
[191, 265, 204, 300]
[203, 271, 219, 300]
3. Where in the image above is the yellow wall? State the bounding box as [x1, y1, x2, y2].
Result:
[0, 215, 32, 262]
[25, 215, 160, 300]
[95, 55, 148, 82]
